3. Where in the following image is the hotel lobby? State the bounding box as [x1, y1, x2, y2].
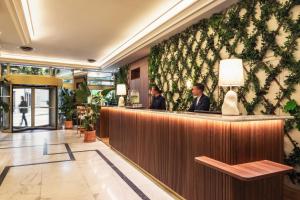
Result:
[0, 0, 300, 200]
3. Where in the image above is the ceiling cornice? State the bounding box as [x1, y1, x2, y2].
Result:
[0, 56, 97, 70]
[4, 0, 31, 45]
[100, 0, 238, 70]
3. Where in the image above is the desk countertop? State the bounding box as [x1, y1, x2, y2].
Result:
[103, 107, 293, 122]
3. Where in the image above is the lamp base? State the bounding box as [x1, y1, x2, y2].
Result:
[222, 90, 240, 116]
[118, 96, 125, 107]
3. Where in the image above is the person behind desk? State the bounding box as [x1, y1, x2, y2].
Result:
[149, 85, 166, 110]
[188, 83, 210, 112]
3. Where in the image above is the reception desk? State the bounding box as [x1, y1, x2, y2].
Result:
[100, 107, 293, 200]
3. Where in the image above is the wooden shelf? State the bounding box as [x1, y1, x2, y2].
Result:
[195, 156, 293, 181]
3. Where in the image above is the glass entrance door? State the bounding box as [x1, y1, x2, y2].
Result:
[12, 86, 57, 132]
[13, 88, 32, 131]
[34, 89, 50, 127]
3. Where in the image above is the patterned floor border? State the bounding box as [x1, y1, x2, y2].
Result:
[0, 141, 150, 200]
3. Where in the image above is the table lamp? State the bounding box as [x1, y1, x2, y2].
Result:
[219, 59, 244, 115]
[116, 84, 126, 107]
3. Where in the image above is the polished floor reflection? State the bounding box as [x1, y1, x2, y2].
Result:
[0, 130, 175, 200]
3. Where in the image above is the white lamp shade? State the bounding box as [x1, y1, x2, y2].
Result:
[116, 84, 127, 95]
[218, 59, 244, 87]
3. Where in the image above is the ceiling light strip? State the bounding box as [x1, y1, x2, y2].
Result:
[99, 0, 226, 69]
[98, 0, 196, 66]
[99, 0, 185, 61]
[0, 53, 98, 69]
[21, 0, 35, 38]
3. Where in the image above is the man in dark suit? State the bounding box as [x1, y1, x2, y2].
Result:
[188, 83, 210, 112]
[149, 85, 166, 110]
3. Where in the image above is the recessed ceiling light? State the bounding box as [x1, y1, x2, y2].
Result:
[20, 46, 33, 52]
[87, 59, 96, 63]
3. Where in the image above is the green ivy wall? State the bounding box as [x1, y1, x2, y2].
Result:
[149, 0, 300, 182]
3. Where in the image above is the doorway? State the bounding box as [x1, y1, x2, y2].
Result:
[12, 86, 57, 132]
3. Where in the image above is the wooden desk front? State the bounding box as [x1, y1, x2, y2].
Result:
[100, 107, 291, 200]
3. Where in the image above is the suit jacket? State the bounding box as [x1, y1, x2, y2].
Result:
[188, 94, 210, 112]
[150, 95, 166, 110]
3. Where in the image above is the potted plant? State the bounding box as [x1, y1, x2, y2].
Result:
[0, 78, 10, 130]
[0, 100, 9, 113]
[101, 88, 117, 105]
[0, 79, 9, 114]
[75, 82, 91, 104]
[60, 88, 75, 129]
[0, 98, 9, 129]
[283, 100, 300, 197]
[82, 94, 101, 142]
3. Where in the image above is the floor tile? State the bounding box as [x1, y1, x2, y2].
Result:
[0, 130, 176, 200]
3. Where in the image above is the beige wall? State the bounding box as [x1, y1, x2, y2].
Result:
[128, 57, 149, 108]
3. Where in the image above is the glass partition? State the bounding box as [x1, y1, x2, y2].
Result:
[0, 63, 74, 80]
[0, 80, 11, 131]
[55, 68, 74, 84]
[35, 89, 50, 127]
[87, 71, 114, 86]
[10, 65, 51, 75]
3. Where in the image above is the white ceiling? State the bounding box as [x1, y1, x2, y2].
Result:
[0, 0, 237, 70]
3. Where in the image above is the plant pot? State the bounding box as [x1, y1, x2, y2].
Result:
[64, 120, 73, 129]
[79, 127, 85, 133]
[84, 130, 96, 143]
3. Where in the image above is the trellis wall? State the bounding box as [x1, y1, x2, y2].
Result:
[149, 0, 300, 175]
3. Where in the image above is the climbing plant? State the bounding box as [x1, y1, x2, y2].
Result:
[149, 0, 300, 182]
[114, 64, 129, 86]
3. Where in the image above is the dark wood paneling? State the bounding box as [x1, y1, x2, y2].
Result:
[230, 120, 284, 164]
[128, 57, 149, 108]
[121, 109, 137, 161]
[102, 108, 285, 200]
[229, 120, 285, 200]
[284, 184, 300, 200]
[99, 107, 110, 138]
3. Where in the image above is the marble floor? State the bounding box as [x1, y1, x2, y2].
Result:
[0, 129, 176, 200]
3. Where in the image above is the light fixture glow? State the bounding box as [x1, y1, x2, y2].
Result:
[0, 52, 98, 68]
[97, 0, 197, 67]
[117, 84, 127, 107]
[219, 59, 245, 116]
[21, 0, 35, 38]
[116, 84, 127, 96]
[219, 59, 244, 87]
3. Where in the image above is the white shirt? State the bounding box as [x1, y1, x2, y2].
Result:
[196, 95, 202, 106]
